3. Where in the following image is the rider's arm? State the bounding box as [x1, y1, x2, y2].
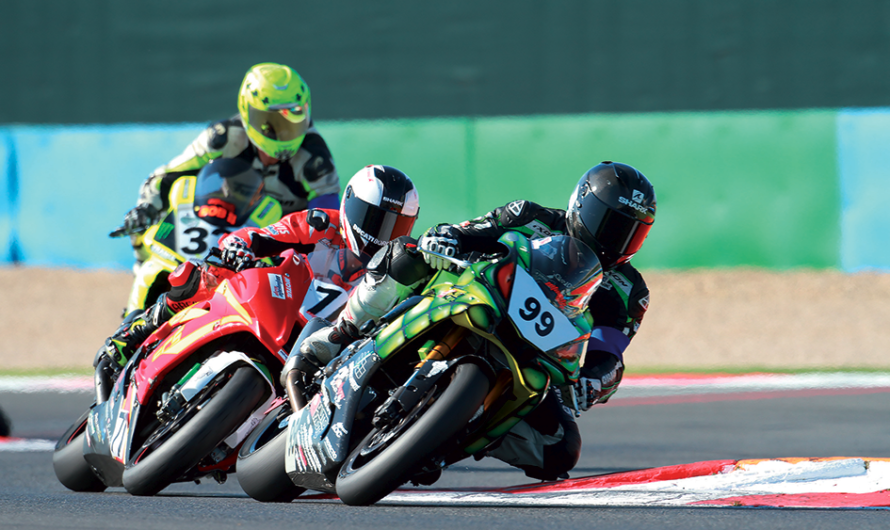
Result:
[137, 118, 247, 211]
[221, 208, 341, 258]
[448, 200, 568, 253]
[286, 129, 341, 208]
[581, 265, 650, 405]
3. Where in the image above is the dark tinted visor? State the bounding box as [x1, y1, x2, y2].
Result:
[247, 104, 309, 142]
[344, 199, 417, 257]
[579, 195, 652, 259]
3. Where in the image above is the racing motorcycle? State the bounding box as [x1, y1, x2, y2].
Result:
[52, 246, 341, 496]
[111, 164, 282, 316]
[235, 232, 603, 505]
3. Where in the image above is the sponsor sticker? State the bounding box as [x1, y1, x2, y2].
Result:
[284, 274, 293, 299]
[428, 361, 449, 377]
[606, 271, 632, 296]
[329, 366, 350, 407]
[268, 273, 286, 300]
[331, 422, 348, 438]
[323, 438, 339, 460]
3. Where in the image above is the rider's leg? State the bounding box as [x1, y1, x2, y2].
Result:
[298, 237, 431, 367]
[103, 259, 214, 366]
[486, 389, 582, 481]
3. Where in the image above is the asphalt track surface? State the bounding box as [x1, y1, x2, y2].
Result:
[2, 387, 889, 529]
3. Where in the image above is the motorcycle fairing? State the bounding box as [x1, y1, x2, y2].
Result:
[83, 362, 142, 486]
[132, 255, 311, 405]
[284, 341, 382, 492]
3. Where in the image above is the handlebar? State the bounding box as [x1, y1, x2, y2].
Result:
[417, 247, 506, 270]
[109, 226, 134, 238]
[204, 247, 278, 272]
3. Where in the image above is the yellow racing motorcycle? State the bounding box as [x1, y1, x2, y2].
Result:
[111, 159, 282, 316]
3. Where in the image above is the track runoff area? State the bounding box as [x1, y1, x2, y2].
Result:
[3, 372, 890, 509]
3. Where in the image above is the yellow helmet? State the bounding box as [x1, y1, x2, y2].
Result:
[237, 63, 311, 160]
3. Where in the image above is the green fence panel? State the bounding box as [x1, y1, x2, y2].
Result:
[319, 119, 471, 235]
[472, 111, 839, 269]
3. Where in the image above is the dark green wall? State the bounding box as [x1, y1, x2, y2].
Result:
[2, 0, 889, 124]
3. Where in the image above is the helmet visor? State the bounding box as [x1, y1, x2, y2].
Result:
[576, 195, 652, 263]
[247, 104, 309, 142]
[343, 199, 417, 258]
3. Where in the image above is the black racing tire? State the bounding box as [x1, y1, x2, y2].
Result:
[122, 366, 267, 496]
[53, 411, 107, 492]
[236, 405, 306, 502]
[336, 362, 489, 506]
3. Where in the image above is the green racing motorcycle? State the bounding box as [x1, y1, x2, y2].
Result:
[235, 232, 603, 505]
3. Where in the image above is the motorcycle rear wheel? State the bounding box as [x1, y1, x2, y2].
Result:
[236, 403, 305, 502]
[122, 366, 267, 496]
[53, 410, 107, 492]
[336, 362, 489, 506]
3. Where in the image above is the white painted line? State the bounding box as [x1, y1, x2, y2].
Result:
[616, 372, 890, 399]
[0, 438, 56, 452]
[0, 375, 93, 393]
[375, 458, 890, 508]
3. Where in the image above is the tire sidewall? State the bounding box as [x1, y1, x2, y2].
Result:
[236, 404, 305, 502]
[122, 366, 268, 496]
[335, 362, 490, 505]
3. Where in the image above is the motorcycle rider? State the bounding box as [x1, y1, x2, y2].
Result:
[121, 62, 341, 265]
[100, 165, 419, 370]
[294, 161, 656, 481]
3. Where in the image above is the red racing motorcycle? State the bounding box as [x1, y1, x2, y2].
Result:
[53, 247, 336, 495]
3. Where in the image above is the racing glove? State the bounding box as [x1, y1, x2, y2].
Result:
[220, 235, 256, 271]
[122, 204, 160, 234]
[419, 225, 461, 270]
[574, 355, 624, 411]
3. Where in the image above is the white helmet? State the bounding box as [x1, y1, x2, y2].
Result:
[339, 165, 420, 260]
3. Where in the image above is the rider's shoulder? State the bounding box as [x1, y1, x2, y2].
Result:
[296, 127, 336, 182]
[495, 200, 566, 233]
[203, 115, 248, 154]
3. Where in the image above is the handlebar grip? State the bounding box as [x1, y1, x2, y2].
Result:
[108, 227, 129, 238]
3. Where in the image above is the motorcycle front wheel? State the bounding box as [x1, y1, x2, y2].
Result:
[122, 366, 267, 496]
[236, 402, 305, 502]
[53, 409, 107, 492]
[336, 362, 490, 506]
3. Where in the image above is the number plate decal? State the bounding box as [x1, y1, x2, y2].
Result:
[300, 280, 349, 320]
[176, 212, 230, 258]
[508, 266, 580, 352]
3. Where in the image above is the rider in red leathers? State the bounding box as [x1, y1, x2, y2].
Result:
[99, 165, 420, 370]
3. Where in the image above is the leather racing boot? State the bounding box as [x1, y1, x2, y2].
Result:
[103, 297, 175, 367]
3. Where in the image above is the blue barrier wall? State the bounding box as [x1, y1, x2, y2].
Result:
[1, 133, 12, 262]
[3, 124, 204, 268]
[837, 109, 890, 272]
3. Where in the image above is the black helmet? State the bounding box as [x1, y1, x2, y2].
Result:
[565, 162, 656, 270]
[194, 158, 265, 227]
[340, 165, 420, 260]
